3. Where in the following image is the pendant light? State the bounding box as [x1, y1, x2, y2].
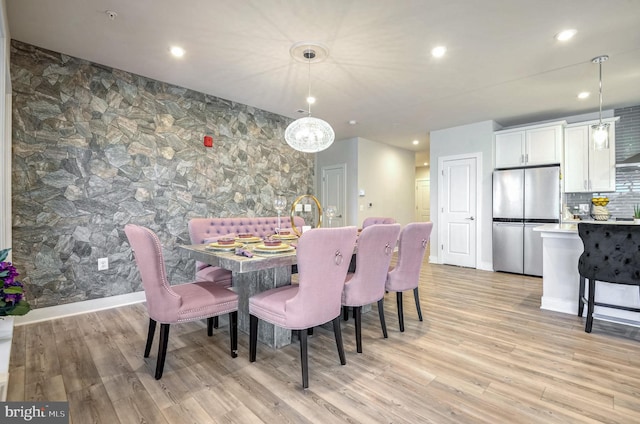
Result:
[285, 43, 335, 153]
[591, 55, 609, 150]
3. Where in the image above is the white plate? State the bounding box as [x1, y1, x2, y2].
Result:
[253, 245, 295, 254]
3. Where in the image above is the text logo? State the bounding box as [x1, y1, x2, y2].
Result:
[1, 402, 69, 423]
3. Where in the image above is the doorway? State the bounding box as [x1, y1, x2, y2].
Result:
[438, 154, 480, 268]
[321, 163, 347, 227]
[415, 178, 430, 222]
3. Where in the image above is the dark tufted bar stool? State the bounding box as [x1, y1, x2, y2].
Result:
[577, 223, 640, 333]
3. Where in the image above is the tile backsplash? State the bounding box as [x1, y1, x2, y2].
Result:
[565, 105, 640, 219]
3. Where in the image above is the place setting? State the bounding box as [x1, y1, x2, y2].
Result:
[235, 233, 262, 243]
[206, 237, 245, 251]
[252, 238, 295, 254]
[271, 229, 298, 241]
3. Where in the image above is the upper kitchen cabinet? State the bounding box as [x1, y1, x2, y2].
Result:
[495, 121, 565, 168]
[564, 118, 618, 193]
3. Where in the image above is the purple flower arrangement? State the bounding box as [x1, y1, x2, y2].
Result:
[0, 248, 30, 316]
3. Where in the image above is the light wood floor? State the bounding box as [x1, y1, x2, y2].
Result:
[8, 260, 640, 423]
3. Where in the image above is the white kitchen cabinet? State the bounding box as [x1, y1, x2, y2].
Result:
[495, 121, 565, 168]
[495, 131, 525, 168]
[564, 118, 617, 193]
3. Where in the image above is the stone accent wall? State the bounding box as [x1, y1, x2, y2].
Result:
[10, 40, 314, 308]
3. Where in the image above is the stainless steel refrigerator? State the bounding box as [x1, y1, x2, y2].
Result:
[492, 165, 560, 276]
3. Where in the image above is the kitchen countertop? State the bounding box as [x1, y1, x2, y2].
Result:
[534, 223, 578, 233]
[534, 221, 639, 234]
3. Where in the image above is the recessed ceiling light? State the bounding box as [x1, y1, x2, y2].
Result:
[577, 91, 590, 99]
[423, 162, 428, 166]
[431, 46, 447, 58]
[306, 96, 316, 104]
[170, 46, 185, 58]
[555, 29, 577, 41]
[348, 120, 357, 125]
[413, 140, 419, 145]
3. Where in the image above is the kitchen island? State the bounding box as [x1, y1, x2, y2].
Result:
[534, 223, 640, 326]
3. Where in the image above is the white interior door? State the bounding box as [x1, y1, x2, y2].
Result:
[0, 28, 10, 252]
[441, 157, 477, 268]
[416, 179, 430, 222]
[321, 164, 346, 227]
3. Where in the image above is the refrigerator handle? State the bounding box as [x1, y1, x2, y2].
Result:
[525, 153, 529, 163]
[520, 154, 524, 164]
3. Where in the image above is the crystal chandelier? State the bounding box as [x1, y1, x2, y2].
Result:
[591, 55, 609, 150]
[285, 44, 335, 153]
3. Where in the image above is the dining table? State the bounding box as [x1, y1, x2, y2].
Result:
[179, 241, 299, 348]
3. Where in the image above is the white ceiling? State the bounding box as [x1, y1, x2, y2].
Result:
[6, 0, 640, 167]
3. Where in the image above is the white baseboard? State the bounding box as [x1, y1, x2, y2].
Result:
[540, 296, 574, 315]
[12, 291, 146, 326]
[477, 261, 493, 271]
[428, 255, 491, 271]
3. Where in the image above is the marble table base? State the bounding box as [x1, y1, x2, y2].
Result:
[232, 266, 292, 349]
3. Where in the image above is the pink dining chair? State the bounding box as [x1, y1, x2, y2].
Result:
[187, 220, 234, 330]
[249, 226, 358, 389]
[342, 223, 401, 353]
[385, 222, 433, 332]
[124, 224, 239, 380]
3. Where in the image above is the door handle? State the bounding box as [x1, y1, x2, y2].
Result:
[336, 214, 343, 218]
[465, 217, 475, 220]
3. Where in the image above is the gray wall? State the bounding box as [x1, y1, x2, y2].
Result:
[357, 138, 415, 225]
[315, 137, 358, 226]
[316, 136, 416, 227]
[415, 167, 430, 180]
[11, 40, 314, 308]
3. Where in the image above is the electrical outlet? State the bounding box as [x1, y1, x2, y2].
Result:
[98, 257, 109, 271]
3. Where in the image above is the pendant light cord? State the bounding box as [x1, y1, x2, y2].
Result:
[598, 60, 603, 124]
[307, 53, 312, 117]
[592, 55, 608, 124]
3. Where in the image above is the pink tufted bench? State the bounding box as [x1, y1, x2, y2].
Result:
[188, 216, 305, 286]
[362, 217, 396, 228]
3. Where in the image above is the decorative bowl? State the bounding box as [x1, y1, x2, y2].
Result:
[238, 233, 254, 238]
[277, 230, 290, 235]
[263, 239, 282, 247]
[217, 238, 236, 245]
